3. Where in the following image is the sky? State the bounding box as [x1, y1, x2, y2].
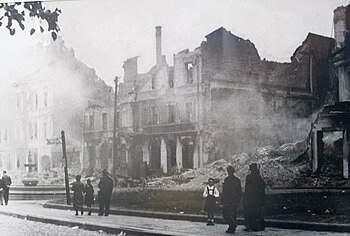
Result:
[0, 0, 349, 87]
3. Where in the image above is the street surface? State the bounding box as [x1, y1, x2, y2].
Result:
[0, 214, 113, 236]
[0, 201, 349, 235]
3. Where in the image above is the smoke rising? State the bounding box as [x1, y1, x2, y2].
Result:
[209, 89, 314, 158]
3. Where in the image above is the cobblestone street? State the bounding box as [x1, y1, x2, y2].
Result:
[0, 214, 113, 236]
[0, 201, 350, 235]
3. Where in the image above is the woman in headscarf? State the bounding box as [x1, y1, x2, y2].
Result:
[71, 175, 85, 216]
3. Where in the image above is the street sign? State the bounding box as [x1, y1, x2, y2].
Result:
[46, 137, 62, 145]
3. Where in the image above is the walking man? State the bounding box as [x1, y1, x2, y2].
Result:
[221, 166, 241, 234]
[2, 171, 11, 205]
[98, 169, 113, 216]
[244, 163, 266, 231]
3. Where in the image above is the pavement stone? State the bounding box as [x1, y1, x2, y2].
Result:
[0, 201, 349, 236]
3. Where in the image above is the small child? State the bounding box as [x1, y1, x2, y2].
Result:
[84, 179, 94, 216]
[203, 178, 219, 226]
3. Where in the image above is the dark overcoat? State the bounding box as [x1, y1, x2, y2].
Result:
[98, 176, 113, 200]
[244, 172, 266, 231]
[221, 175, 242, 206]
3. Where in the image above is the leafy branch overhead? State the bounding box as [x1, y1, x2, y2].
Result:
[0, 2, 61, 40]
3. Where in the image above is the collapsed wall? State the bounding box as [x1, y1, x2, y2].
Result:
[199, 28, 334, 159]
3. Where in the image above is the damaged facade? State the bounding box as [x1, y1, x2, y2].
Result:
[84, 25, 334, 177]
[81, 106, 115, 174]
[310, 5, 350, 179]
[0, 39, 113, 173]
[205, 28, 334, 159]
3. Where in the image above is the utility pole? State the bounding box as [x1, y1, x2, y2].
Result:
[61, 130, 70, 205]
[112, 76, 119, 176]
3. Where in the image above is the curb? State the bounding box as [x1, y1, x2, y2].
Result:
[43, 202, 240, 224]
[44, 203, 350, 233]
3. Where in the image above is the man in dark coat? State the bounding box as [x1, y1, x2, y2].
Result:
[244, 163, 266, 231]
[0, 178, 5, 205]
[2, 171, 11, 205]
[98, 169, 114, 216]
[221, 166, 242, 234]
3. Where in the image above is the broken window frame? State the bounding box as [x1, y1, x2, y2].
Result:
[34, 93, 39, 110]
[168, 70, 174, 88]
[132, 106, 140, 131]
[168, 104, 176, 123]
[186, 62, 194, 84]
[102, 112, 108, 131]
[44, 91, 48, 107]
[151, 75, 156, 90]
[150, 106, 158, 125]
[141, 107, 149, 127]
[185, 102, 193, 122]
[89, 114, 94, 131]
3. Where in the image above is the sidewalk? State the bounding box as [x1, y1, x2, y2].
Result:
[0, 201, 348, 236]
[43, 201, 350, 233]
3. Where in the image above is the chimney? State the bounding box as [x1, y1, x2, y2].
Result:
[333, 5, 350, 102]
[156, 26, 162, 65]
[333, 6, 348, 47]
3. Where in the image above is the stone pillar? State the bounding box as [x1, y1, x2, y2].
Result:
[311, 131, 318, 173]
[156, 26, 162, 66]
[176, 137, 182, 172]
[333, 6, 347, 47]
[198, 135, 203, 168]
[343, 128, 350, 179]
[338, 66, 350, 102]
[312, 130, 323, 173]
[193, 137, 199, 169]
[160, 137, 167, 174]
[125, 143, 129, 163]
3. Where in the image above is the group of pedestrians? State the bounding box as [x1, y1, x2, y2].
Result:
[0, 171, 12, 206]
[203, 163, 265, 234]
[71, 169, 113, 216]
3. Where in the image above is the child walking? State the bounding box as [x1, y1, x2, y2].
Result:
[203, 178, 220, 225]
[85, 179, 94, 216]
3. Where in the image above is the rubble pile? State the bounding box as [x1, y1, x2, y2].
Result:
[146, 141, 309, 190]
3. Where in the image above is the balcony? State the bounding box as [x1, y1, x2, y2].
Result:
[83, 130, 113, 140]
[142, 122, 198, 135]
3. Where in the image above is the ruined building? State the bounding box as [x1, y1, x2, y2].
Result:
[0, 38, 113, 173]
[81, 25, 334, 178]
[310, 5, 350, 179]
